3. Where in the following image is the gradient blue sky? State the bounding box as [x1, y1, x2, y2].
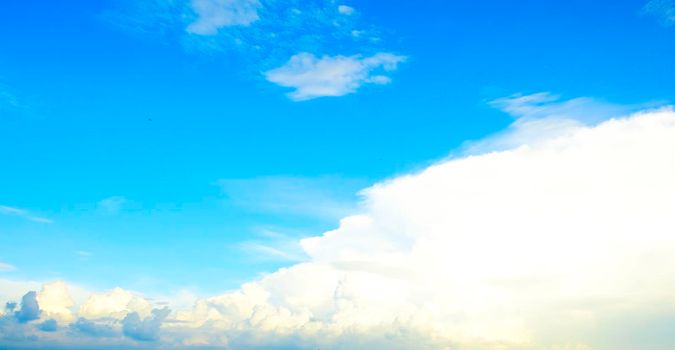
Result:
[1, 0, 674, 298]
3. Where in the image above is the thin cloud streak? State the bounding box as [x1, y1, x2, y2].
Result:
[0, 205, 53, 224]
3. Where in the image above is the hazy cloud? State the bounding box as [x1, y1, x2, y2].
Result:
[460, 92, 652, 154]
[218, 176, 365, 220]
[97, 196, 128, 215]
[643, 0, 675, 26]
[0, 85, 22, 111]
[0, 262, 16, 272]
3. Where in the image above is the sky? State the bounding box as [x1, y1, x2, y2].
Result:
[1, 0, 675, 349]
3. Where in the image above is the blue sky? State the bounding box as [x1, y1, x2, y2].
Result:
[2, 1, 675, 348]
[1, 0, 674, 293]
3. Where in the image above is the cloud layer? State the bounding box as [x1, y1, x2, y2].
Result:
[3, 104, 675, 349]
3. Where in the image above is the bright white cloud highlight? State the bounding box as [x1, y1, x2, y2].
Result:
[265, 52, 406, 101]
[177, 107, 675, 349]
[186, 0, 262, 35]
[3, 102, 675, 349]
[36, 282, 75, 323]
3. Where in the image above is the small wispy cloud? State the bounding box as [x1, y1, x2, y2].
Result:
[490, 92, 639, 123]
[338, 4, 355, 15]
[460, 92, 659, 155]
[186, 0, 262, 35]
[97, 196, 128, 215]
[0, 83, 25, 112]
[217, 176, 365, 220]
[238, 240, 306, 262]
[642, 0, 675, 26]
[0, 205, 53, 224]
[265, 53, 406, 100]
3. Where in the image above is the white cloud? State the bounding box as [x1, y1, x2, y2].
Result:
[37, 282, 75, 323]
[338, 5, 355, 15]
[186, 0, 262, 35]
[4, 103, 675, 349]
[265, 52, 406, 100]
[174, 106, 675, 349]
[0, 205, 53, 224]
[643, 0, 675, 26]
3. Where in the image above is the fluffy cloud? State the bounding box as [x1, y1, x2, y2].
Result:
[3, 103, 675, 349]
[265, 53, 406, 100]
[186, 0, 261, 35]
[79, 287, 152, 320]
[36, 282, 75, 323]
[174, 106, 675, 349]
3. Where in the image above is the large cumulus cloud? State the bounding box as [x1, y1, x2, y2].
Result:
[2, 106, 675, 349]
[173, 107, 675, 349]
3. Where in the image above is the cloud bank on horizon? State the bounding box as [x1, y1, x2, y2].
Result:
[3, 99, 675, 349]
